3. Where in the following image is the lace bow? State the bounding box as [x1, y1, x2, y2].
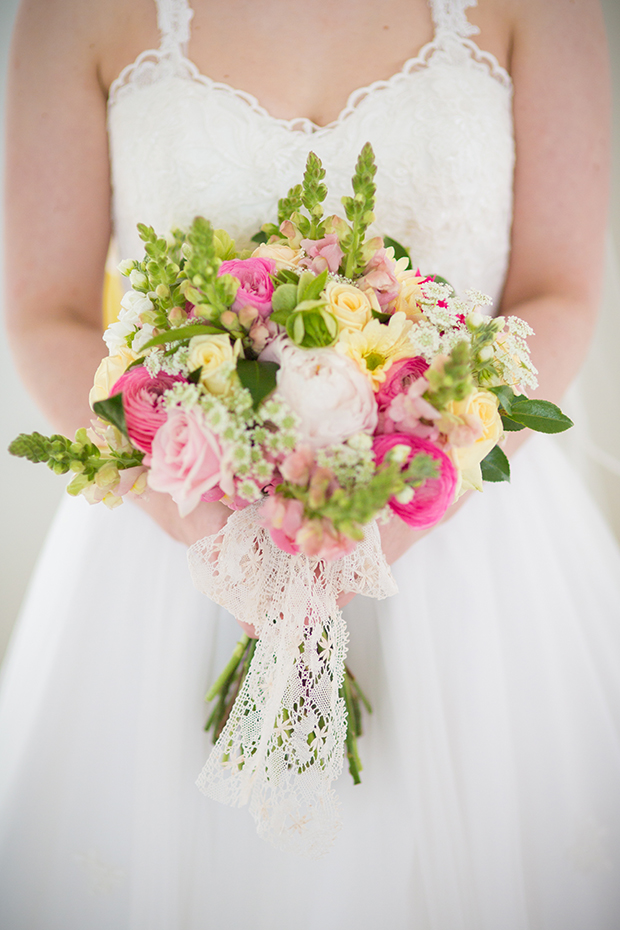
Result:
[188, 504, 397, 858]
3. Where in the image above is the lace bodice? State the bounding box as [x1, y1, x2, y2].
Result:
[107, 0, 514, 305]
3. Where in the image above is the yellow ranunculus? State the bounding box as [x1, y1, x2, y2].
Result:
[447, 390, 503, 494]
[325, 281, 372, 332]
[89, 346, 138, 408]
[187, 334, 239, 396]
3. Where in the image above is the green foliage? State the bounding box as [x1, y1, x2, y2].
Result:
[278, 183, 304, 226]
[489, 386, 573, 434]
[140, 322, 227, 350]
[93, 393, 127, 437]
[301, 152, 328, 238]
[480, 444, 511, 483]
[424, 341, 474, 409]
[341, 143, 378, 278]
[8, 427, 143, 485]
[236, 358, 279, 410]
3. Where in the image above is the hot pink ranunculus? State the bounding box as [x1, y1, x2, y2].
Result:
[111, 367, 186, 455]
[148, 407, 224, 517]
[299, 234, 344, 274]
[218, 257, 276, 318]
[373, 433, 457, 529]
[374, 356, 430, 411]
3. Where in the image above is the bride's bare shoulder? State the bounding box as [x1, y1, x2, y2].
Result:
[11, 0, 160, 93]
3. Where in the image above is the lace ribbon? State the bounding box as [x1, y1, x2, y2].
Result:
[187, 505, 398, 858]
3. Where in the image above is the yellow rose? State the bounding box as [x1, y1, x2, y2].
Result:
[187, 334, 239, 396]
[447, 391, 503, 494]
[89, 346, 138, 408]
[326, 281, 373, 332]
[251, 243, 304, 270]
[393, 270, 427, 322]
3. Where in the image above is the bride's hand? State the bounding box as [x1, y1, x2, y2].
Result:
[130, 490, 230, 547]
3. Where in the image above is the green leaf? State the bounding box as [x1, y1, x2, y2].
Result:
[383, 236, 410, 266]
[501, 413, 526, 432]
[271, 283, 298, 313]
[480, 444, 511, 483]
[140, 322, 226, 349]
[251, 230, 268, 244]
[269, 308, 294, 326]
[430, 274, 456, 294]
[188, 366, 203, 384]
[508, 399, 574, 434]
[371, 307, 392, 324]
[298, 268, 328, 302]
[93, 393, 128, 437]
[489, 384, 516, 414]
[236, 358, 279, 410]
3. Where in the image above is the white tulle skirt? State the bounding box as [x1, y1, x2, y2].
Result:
[1, 435, 620, 930]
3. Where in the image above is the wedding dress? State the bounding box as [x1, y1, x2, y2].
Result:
[2, 0, 620, 927]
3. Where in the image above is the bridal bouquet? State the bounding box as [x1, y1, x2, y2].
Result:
[10, 145, 571, 857]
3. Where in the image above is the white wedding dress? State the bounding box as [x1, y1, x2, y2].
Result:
[2, 0, 620, 927]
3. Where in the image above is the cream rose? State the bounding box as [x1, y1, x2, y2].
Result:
[447, 390, 503, 494]
[393, 270, 428, 321]
[187, 334, 239, 396]
[89, 346, 138, 408]
[251, 243, 304, 270]
[325, 281, 373, 332]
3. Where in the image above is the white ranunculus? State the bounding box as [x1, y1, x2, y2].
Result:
[261, 336, 377, 448]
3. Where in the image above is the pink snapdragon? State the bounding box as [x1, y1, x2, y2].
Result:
[360, 248, 400, 309]
[111, 367, 186, 455]
[295, 518, 358, 561]
[148, 407, 225, 517]
[384, 377, 441, 440]
[259, 495, 304, 555]
[218, 257, 276, 318]
[299, 234, 344, 274]
[372, 433, 457, 529]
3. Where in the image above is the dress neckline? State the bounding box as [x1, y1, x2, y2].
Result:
[107, 4, 512, 135]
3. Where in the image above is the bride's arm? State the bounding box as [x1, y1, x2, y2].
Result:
[377, 0, 611, 567]
[5, 0, 228, 545]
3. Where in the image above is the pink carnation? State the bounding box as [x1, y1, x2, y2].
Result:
[299, 234, 344, 274]
[373, 433, 457, 529]
[375, 357, 430, 411]
[218, 257, 276, 318]
[111, 367, 186, 455]
[148, 407, 225, 517]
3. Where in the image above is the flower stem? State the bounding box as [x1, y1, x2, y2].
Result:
[205, 634, 250, 702]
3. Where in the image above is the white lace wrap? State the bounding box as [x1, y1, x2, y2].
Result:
[187, 506, 397, 857]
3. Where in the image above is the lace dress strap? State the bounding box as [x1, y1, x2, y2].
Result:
[153, 0, 194, 55]
[428, 0, 480, 39]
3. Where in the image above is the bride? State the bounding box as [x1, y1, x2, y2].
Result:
[2, 0, 620, 927]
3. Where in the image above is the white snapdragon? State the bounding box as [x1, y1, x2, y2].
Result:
[131, 324, 156, 352]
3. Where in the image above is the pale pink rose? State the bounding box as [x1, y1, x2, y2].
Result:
[218, 257, 276, 318]
[295, 518, 358, 561]
[384, 377, 441, 440]
[375, 357, 430, 411]
[111, 367, 186, 455]
[261, 336, 377, 448]
[259, 494, 304, 555]
[148, 407, 224, 517]
[372, 432, 457, 529]
[299, 234, 344, 274]
[360, 248, 400, 309]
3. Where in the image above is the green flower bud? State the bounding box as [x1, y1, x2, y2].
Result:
[155, 283, 170, 299]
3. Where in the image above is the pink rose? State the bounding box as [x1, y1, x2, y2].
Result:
[374, 357, 430, 411]
[372, 433, 457, 529]
[111, 367, 186, 455]
[148, 407, 225, 517]
[218, 257, 276, 318]
[299, 234, 344, 274]
[360, 248, 400, 309]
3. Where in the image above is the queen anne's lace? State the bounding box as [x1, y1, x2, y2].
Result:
[187, 506, 397, 857]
